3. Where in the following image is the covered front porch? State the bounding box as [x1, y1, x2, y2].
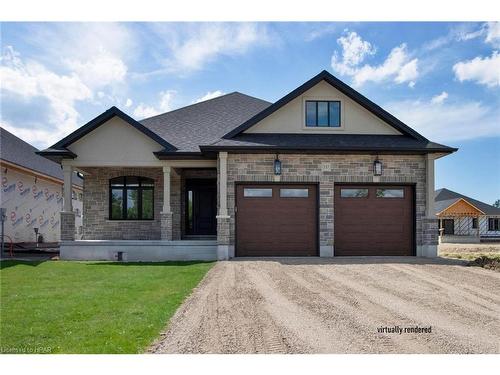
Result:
[59, 155, 231, 261]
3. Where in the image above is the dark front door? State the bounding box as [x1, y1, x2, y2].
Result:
[443, 219, 454, 235]
[186, 179, 217, 235]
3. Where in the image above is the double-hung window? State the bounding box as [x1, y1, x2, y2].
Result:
[109, 176, 154, 220]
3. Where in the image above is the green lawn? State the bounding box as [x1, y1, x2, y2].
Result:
[0, 260, 213, 353]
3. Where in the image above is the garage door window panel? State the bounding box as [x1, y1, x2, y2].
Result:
[376, 188, 405, 198]
[243, 188, 273, 197]
[340, 188, 368, 198]
[280, 188, 309, 198]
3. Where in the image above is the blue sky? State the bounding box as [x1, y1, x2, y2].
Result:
[1, 22, 499, 204]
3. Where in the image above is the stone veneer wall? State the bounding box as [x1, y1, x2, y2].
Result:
[223, 154, 435, 255]
[82, 167, 165, 240]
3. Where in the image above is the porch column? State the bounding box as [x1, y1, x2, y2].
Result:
[60, 164, 75, 241]
[218, 152, 228, 217]
[421, 154, 438, 257]
[216, 152, 230, 260]
[160, 165, 173, 240]
[425, 154, 435, 218]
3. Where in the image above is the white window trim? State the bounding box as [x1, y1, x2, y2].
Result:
[302, 96, 345, 131]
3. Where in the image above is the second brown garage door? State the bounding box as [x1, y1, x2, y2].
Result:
[236, 184, 317, 257]
[334, 185, 414, 256]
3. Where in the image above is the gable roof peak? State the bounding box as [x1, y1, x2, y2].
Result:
[223, 70, 428, 141]
[49, 105, 176, 151]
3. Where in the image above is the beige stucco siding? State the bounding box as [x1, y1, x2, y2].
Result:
[245, 81, 401, 135]
[67, 117, 164, 166]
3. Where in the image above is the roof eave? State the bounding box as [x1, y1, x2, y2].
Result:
[36, 149, 77, 163]
[200, 145, 457, 154]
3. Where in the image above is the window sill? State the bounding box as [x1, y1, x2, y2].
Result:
[302, 126, 344, 131]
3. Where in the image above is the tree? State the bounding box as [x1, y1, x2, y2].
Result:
[493, 199, 500, 208]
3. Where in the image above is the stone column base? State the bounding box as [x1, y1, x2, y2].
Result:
[417, 245, 438, 257]
[320, 245, 334, 257]
[216, 215, 231, 260]
[160, 212, 173, 241]
[60, 211, 76, 241]
[420, 217, 438, 257]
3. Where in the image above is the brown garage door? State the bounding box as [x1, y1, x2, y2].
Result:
[334, 185, 414, 256]
[236, 184, 317, 257]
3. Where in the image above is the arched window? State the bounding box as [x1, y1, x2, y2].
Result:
[109, 176, 154, 220]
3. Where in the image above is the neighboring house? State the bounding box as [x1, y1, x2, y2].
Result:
[38, 70, 457, 261]
[435, 188, 500, 243]
[0, 128, 83, 243]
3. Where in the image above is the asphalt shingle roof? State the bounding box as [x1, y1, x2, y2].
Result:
[434, 188, 500, 215]
[1, 127, 82, 186]
[139, 92, 271, 152]
[38, 76, 457, 158]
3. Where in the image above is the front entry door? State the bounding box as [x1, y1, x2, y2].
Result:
[186, 179, 217, 235]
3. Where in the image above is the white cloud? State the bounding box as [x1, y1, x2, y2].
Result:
[331, 31, 418, 87]
[0, 24, 137, 147]
[331, 31, 376, 75]
[193, 90, 225, 103]
[65, 49, 127, 89]
[133, 90, 176, 119]
[386, 97, 500, 142]
[305, 24, 339, 41]
[485, 22, 500, 47]
[125, 98, 133, 107]
[350, 45, 418, 87]
[453, 22, 500, 47]
[0, 46, 92, 146]
[149, 23, 272, 74]
[431, 91, 449, 104]
[394, 57, 418, 85]
[25, 23, 135, 65]
[453, 51, 500, 87]
[132, 104, 160, 119]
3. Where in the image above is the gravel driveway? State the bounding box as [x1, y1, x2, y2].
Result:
[150, 257, 500, 354]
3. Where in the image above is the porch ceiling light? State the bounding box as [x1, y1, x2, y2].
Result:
[274, 154, 282, 176]
[373, 158, 383, 176]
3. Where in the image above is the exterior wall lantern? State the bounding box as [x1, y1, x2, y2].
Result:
[274, 154, 282, 175]
[373, 158, 383, 176]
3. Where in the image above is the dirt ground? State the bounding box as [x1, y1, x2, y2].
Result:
[150, 257, 500, 354]
[438, 242, 500, 254]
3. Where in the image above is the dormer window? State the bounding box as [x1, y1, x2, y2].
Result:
[305, 100, 341, 127]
